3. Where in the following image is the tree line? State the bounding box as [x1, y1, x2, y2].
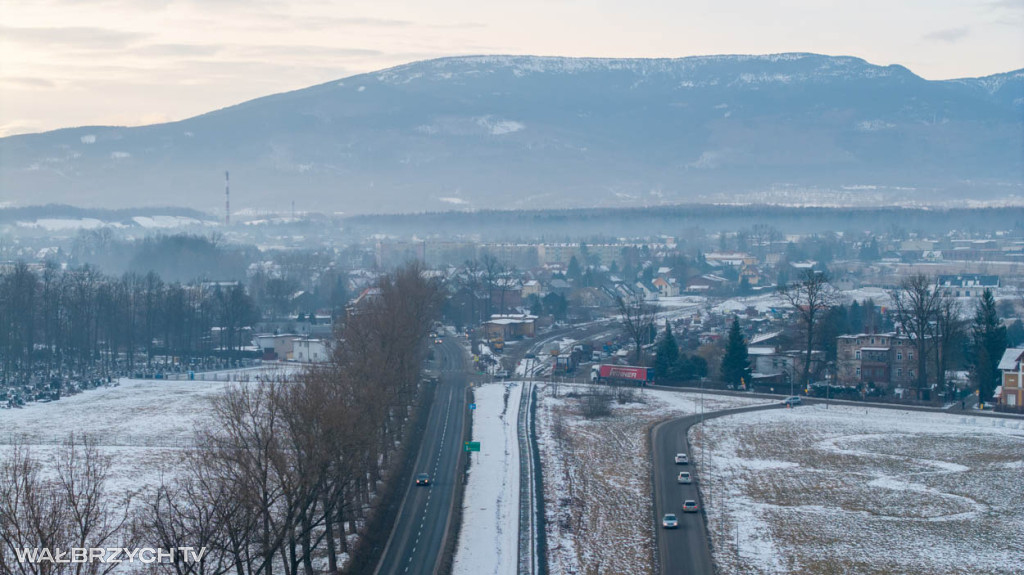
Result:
[643, 269, 1012, 405]
[0, 262, 259, 386]
[0, 263, 443, 574]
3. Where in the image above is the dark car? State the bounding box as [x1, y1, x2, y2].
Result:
[415, 473, 430, 486]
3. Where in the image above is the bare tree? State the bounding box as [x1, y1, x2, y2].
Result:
[616, 295, 656, 366]
[480, 254, 503, 318]
[888, 274, 940, 399]
[0, 438, 136, 575]
[778, 269, 841, 387]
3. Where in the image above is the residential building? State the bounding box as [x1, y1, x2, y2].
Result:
[933, 274, 999, 297]
[482, 314, 537, 340]
[293, 338, 329, 363]
[652, 277, 680, 297]
[997, 348, 1024, 408]
[253, 333, 299, 360]
[836, 333, 921, 389]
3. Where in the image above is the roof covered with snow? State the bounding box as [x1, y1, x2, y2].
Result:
[997, 348, 1024, 371]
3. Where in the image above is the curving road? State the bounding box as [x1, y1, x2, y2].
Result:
[651, 402, 783, 575]
[375, 338, 469, 575]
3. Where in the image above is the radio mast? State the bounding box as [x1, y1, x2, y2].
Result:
[224, 171, 230, 226]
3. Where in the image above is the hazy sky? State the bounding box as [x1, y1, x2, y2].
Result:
[1, 0, 1022, 136]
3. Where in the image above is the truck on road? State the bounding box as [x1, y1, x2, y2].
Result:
[590, 364, 653, 386]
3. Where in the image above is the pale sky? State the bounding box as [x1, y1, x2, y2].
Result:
[1, 0, 1022, 137]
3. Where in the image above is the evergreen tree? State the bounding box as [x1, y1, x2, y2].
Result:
[654, 321, 680, 380]
[819, 304, 849, 362]
[971, 289, 1007, 405]
[1007, 319, 1024, 348]
[848, 300, 863, 333]
[567, 256, 582, 283]
[678, 354, 708, 381]
[721, 317, 751, 388]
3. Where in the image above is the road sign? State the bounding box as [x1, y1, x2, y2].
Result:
[469, 403, 477, 410]
[464, 441, 481, 452]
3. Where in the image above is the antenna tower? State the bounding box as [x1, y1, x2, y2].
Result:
[224, 171, 230, 226]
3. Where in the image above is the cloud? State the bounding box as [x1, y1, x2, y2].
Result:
[988, 0, 1024, 10]
[234, 45, 384, 59]
[0, 77, 57, 89]
[0, 120, 46, 137]
[0, 25, 149, 50]
[271, 15, 413, 31]
[132, 43, 224, 57]
[922, 27, 970, 43]
[427, 22, 489, 30]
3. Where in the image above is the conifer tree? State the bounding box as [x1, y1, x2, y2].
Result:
[972, 289, 1006, 405]
[721, 317, 751, 388]
[654, 321, 680, 380]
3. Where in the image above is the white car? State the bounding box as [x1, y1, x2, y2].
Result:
[674, 453, 688, 464]
[677, 471, 692, 484]
[662, 513, 679, 528]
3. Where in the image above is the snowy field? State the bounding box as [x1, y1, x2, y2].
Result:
[536, 385, 771, 575]
[0, 365, 298, 495]
[690, 404, 1024, 575]
[453, 381, 522, 575]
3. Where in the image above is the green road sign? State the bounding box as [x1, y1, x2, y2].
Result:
[464, 441, 481, 452]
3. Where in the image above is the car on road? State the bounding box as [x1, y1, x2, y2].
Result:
[662, 513, 679, 528]
[782, 396, 802, 406]
[415, 473, 430, 486]
[682, 499, 699, 513]
[677, 471, 692, 484]
[434, 338, 443, 344]
[525, 352, 536, 359]
[674, 453, 688, 464]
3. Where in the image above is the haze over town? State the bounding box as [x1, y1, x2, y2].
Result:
[1, 1, 1023, 575]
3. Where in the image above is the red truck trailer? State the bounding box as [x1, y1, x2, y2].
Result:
[591, 364, 653, 385]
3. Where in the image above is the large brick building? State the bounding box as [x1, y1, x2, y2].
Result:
[836, 333, 923, 390]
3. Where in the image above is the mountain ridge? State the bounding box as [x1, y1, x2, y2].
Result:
[1, 53, 1021, 213]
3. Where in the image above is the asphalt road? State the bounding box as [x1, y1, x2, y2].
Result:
[651, 402, 783, 575]
[375, 338, 469, 575]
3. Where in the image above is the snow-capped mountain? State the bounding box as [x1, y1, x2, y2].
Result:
[1, 54, 1021, 213]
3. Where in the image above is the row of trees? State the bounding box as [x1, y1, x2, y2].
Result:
[0, 264, 443, 574]
[638, 269, 1010, 403]
[779, 271, 1008, 402]
[0, 263, 259, 384]
[653, 322, 709, 383]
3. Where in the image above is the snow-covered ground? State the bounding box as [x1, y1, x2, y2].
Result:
[536, 385, 771, 575]
[690, 404, 1024, 575]
[453, 381, 522, 575]
[0, 365, 298, 495]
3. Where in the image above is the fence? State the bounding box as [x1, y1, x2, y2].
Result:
[0, 433, 195, 448]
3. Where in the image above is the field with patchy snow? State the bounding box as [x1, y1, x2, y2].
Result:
[0, 365, 297, 494]
[691, 405, 1024, 575]
[537, 385, 771, 575]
